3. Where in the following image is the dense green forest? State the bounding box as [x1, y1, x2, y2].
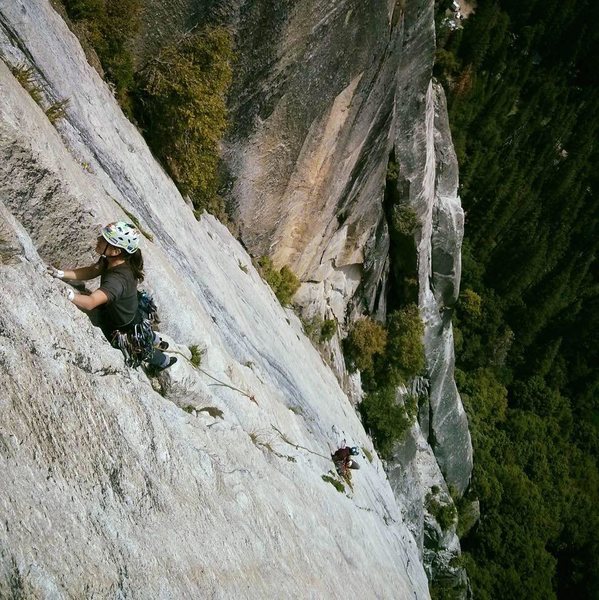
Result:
[435, 0, 599, 598]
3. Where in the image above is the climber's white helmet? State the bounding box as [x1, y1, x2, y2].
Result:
[101, 222, 140, 254]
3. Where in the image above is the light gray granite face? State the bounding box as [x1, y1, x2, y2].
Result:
[390, 0, 472, 499]
[0, 2, 431, 597]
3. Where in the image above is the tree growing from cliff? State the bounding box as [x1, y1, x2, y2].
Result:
[256, 256, 301, 306]
[343, 318, 387, 373]
[359, 386, 412, 459]
[134, 26, 233, 217]
[60, 0, 140, 111]
[384, 305, 425, 384]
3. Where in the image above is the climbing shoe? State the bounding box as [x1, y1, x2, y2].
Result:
[147, 356, 177, 377]
[158, 340, 169, 351]
[157, 356, 177, 372]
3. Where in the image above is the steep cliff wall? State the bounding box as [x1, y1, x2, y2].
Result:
[391, 0, 471, 495]
[216, 0, 473, 500]
[1, 0, 474, 595]
[213, 0, 473, 590]
[215, 1, 396, 327]
[0, 1, 430, 597]
[131, 1, 472, 495]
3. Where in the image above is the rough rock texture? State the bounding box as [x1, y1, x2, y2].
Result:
[421, 84, 471, 496]
[387, 1, 472, 593]
[221, 0, 402, 325]
[215, 0, 473, 497]
[388, 0, 471, 495]
[0, 2, 430, 597]
[1, 0, 475, 594]
[132, 1, 472, 501]
[387, 385, 470, 599]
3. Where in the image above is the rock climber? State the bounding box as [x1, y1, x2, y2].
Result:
[332, 445, 361, 476]
[47, 221, 177, 373]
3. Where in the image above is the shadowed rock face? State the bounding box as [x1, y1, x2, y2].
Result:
[222, 0, 402, 324]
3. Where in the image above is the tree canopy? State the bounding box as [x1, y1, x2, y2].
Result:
[436, 0, 599, 597]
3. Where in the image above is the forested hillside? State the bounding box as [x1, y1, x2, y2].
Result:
[435, 0, 599, 598]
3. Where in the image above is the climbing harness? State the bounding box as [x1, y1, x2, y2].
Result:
[110, 290, 159, 368]
[111, 319, 155, 368]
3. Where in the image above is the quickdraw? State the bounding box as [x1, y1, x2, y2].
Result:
[111, 319, 155, 368]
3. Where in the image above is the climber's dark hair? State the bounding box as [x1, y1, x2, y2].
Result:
[123, 249, 145, 282]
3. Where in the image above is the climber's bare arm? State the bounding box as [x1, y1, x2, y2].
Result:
[72, 289, 109, 310]
[62, 262, 102, 281]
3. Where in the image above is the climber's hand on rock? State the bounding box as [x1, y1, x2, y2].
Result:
[46, 265, 65, 279]
[64, 287, 75, 302]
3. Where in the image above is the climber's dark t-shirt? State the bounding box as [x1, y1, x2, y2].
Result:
[97, 260, 138, 333]
[332, 447, 351, 462]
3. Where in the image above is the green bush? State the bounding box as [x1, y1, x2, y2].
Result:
[460, 288, 483, 318]
[277, 266, 301, 306]
[359, 386, 412, 458]
[391, 204, 419, 236]
[189, 345, 204, 368]
[320, 318, 337, 342]
[135, 27, 233, 217]
[321, 474, 345, 493]
[347, 307, 423, 458]
[45, 99, 70, 124]
[426, 492, 458, 530]
[301, 316, 338, 343]
[257, 256, 301, 306]
[300, 315, 320, 339]
[404, 393, 420, 422]
[61, 0, 140, 110]
[62, 0, 103, 21]
[343, 318, 387, 372]
[384, 304, 425, 384]
[386, 159, 400, 182]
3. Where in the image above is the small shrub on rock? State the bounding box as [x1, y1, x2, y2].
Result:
[322, 474, 345, 493]
[189, 345, 204, 368]
[257, 256, 300, 306]
[426, 491, 458, 531]
[320, 318, 337, 342]
[343, 318, 387, 372]
[391, 204, 419, 236]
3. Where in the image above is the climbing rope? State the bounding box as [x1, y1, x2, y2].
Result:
[271, 425, 331, 460]
[166, 348, 259, 405]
